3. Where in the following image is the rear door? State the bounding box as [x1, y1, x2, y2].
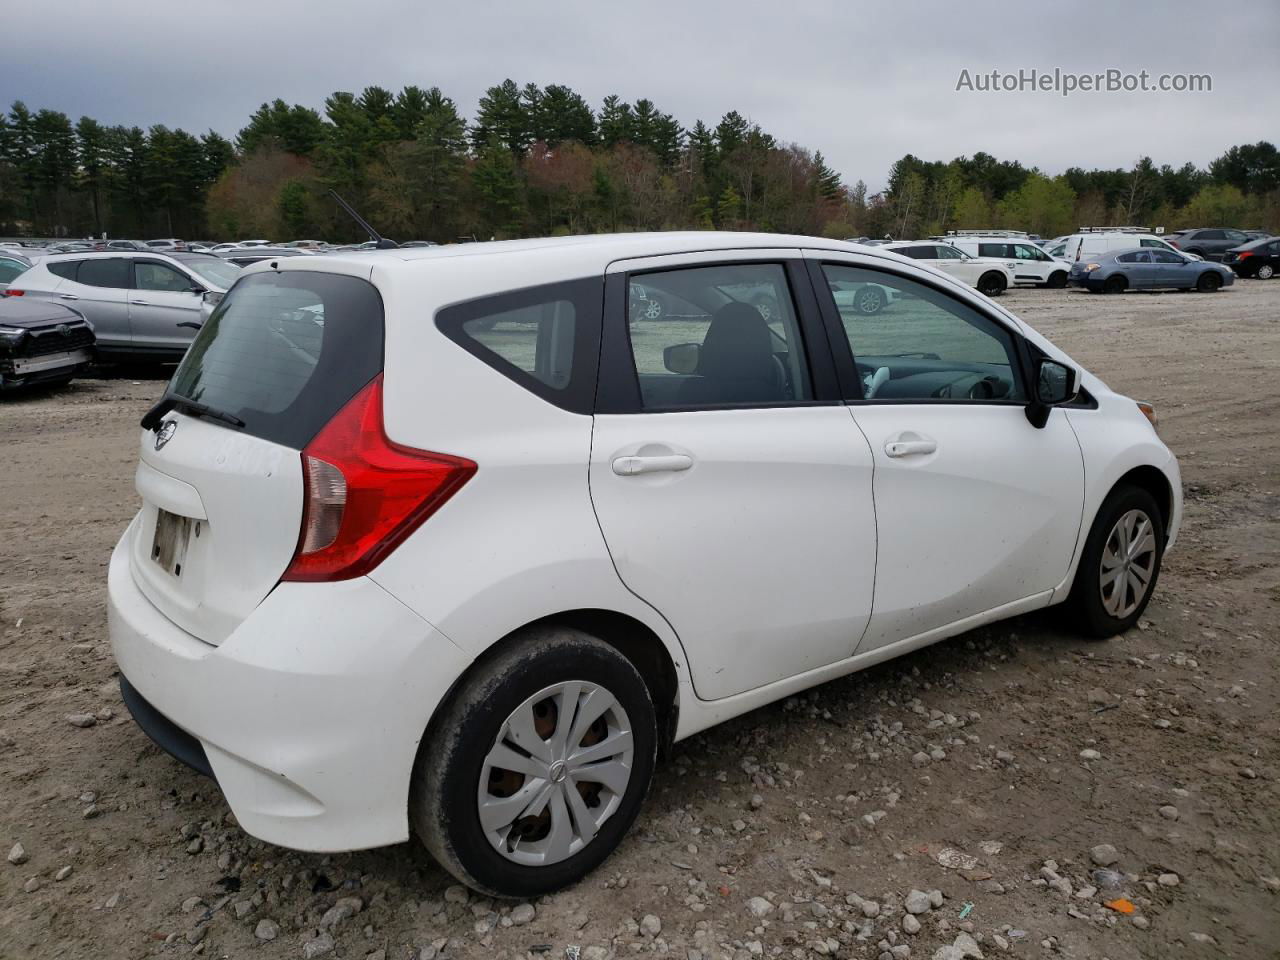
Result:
[128, 259, 204, 353]
[128, 269, 383, 645]
[807, 253, 1084, 651]
[46, 258, 133, 347]
[589, 251, 878, 701]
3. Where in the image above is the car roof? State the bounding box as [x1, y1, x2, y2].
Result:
[40, 249, 187, 263]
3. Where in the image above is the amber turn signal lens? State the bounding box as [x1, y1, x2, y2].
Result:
[1136, 401, 1158, 430]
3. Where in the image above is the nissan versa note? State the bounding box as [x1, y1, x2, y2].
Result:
[108, 233, 1181, 897]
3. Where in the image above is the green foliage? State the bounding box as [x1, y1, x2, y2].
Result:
[995, 173, 1077, 237]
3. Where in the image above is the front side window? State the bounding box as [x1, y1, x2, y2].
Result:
[625, 263, 811, 410]
[1225, 230, 1247, 242]
[1014, 243, 1047, 261]
[135, 261, 194, 292]
[820, 263, 1024, 403]
[934, 245, 965, 260]
[77, 258, 130, 289]
[1151, 250, 1183, 264]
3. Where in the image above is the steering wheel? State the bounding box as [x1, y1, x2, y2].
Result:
[864, 366, 890, 399]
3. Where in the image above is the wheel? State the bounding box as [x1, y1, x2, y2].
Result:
[1257, 263, 1274, 280]
[636, 296, 665, 321]
[1196, 271, 1222, 293]
[1066, 485, 1164, 638]
[1103, 275, 1127, 294]
[411, 626, 657, 898]
[854, 285, 886, 315]
[977, 272, 1006, 297]
[1046, 271, 1068, 289]
[751, 295, 780, 322]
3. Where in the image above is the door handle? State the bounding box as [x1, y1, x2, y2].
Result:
[59, 294, 79, 300]
[130, 299, 150, 305]
[885, 437, 937, 458]
[612, 454, 693, 476]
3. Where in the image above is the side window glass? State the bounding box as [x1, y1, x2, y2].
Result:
[436, 277, 600, 413]
[1116, 253, 1138, 264]
[77, 258, 130, 288]
[899, 246, 932, 260]
[935, 245, 963, 260]
[135, 262, 193, 292]
[48, 260, 79, 281]
[625, 262, 810, 410]
[0, 259, 26, 283]
[820, 263, 1025, 403]
[462, 299, 576, 390]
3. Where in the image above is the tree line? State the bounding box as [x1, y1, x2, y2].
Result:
[1, 83, 1277, 243]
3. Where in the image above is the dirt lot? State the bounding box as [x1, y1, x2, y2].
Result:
[2, 281, 1278, 960]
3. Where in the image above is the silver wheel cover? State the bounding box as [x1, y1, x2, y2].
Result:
[477, 681, 634, 866]
[1099, 508, 1157, 619]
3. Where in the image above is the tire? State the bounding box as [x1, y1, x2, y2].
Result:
[854, 285, 886, 315]
[1046, 271, 1068, 289]
[634, 296, 664, 322]
[1066, 484, 1165, 638]
[977, 272, 1006, 297]
[1103, 275, 1127, 294]
[411, 626, 658, 898]
[1196, 271, 1222, 293]
[1257, 263, 1274, 280]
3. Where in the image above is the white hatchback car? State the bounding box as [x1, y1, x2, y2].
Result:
[880, 241, 1017, 297]
[109, 233, 1181, 898]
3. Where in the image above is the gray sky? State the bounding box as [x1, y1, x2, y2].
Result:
[5, 0, 1277, 191]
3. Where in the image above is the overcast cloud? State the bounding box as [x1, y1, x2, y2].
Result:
[4, 0, 1277, 190]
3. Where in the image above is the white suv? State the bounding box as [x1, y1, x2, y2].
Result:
[109, 233, 1181, 898]
[880, 241, 1017, 296]
[944, 236, 1072, 288]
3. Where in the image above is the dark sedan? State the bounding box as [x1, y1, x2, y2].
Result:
[1168, 228, 1252, 261]
[1223, 236, 1280, 279]
[0, 298, 96, 390]
[1069, 247, 1235, 293]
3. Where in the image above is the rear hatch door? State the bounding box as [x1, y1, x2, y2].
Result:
[128, 268, 383, 645]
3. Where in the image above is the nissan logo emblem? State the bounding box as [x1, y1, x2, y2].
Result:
[155, 419, 178, 451]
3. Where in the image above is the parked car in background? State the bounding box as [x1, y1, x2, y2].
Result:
[106, 240, 151, 251]
[7, 251, 240, 361]
[1223, 236, 1280, 279]
[1047, 230, 1187, 264]
[1241, 230, 1273, 242]
[109, 232, 1181, 898]
[211, 243, 239, 253]
[944, 235, 1071, 288]
[0, 297, 95, 391]
[1167, 228, 1251, 261]
[1068, 247, 1235, 293]
[399, 240, 440, 248]
[281, 240, 328, 249]
[215, 246, 315, 267]
[881, 241, 1016, 296]
[237, 239, 272, 248]
[0, 252, 33, 293]
[146, 239, 187, 252]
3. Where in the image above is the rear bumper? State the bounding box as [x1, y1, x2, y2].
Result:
[108, 519, 472, 852]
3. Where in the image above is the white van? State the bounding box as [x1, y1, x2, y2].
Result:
[945, 235, 1072, 288]
[1047, 231, 1187, 264]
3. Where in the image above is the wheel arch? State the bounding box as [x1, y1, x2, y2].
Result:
[418, 608, 681, 767]
[1114, 464, 1174, 540]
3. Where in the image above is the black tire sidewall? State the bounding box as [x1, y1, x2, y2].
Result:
[1070, 485, 1165, 637]
[415, 632, 657, 898]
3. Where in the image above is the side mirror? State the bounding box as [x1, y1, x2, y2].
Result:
[1026, 358, 1079, 427]
[664, 342, 701, 375]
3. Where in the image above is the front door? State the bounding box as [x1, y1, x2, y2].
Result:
[589, 253, 878, 701]
[808, 254, 1085, 651]
[129, 259, 204, 354]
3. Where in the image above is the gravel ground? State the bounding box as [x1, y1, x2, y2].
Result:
[1, 281, 1278, 960]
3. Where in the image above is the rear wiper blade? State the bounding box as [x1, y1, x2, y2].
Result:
[140, 391, 244, 432]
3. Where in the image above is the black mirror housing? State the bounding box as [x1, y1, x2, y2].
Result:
[1025, 358, 1080, 428]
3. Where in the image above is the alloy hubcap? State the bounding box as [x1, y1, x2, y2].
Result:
[1099, 508, 1157, 618]
[478, 681, 634, 866]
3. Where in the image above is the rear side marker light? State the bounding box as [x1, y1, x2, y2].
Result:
[282, 374, 476, 582]
[4, 289, 23, 296]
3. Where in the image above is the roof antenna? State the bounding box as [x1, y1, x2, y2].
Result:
[328, 189, 399, 249]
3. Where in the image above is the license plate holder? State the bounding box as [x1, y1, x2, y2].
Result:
[151, 509, 193, 578]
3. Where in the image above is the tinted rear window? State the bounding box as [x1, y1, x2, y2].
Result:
[78, 258, 130, 288]
[49, 260, 79, 280]
[170, 271, 383, 449]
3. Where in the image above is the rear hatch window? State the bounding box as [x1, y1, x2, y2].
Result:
[172, 270, 384, 449]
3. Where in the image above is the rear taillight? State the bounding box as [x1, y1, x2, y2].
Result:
[1237, 251, 1253, 260]
[5, 289, 23, 296]
[281, 374, 476, 582]
[1168, 240, 1180, 249]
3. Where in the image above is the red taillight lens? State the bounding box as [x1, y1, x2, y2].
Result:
[5, 289, 23, 296]
[281, 374, 476, 582]
[1168, 240, 1180, 249]
[1237, 251, 1253, 260]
